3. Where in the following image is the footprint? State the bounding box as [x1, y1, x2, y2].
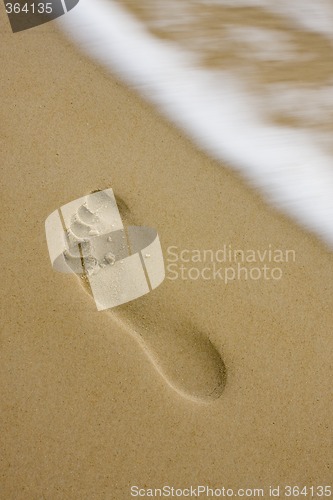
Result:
[62, 190, 227, 403]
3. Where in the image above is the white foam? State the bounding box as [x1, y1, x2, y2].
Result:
[58, 0, 333, 248]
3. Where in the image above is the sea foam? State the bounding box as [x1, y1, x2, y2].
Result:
[58, 0, 333, 248]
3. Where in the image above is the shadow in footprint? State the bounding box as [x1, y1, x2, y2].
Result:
[65, 190, 227, 403]
[116, 294, 227, 402]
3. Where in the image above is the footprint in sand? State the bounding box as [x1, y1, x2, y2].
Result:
[46, 189, 226, 403]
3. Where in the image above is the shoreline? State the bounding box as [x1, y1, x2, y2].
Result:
[0, 14, 332, 498]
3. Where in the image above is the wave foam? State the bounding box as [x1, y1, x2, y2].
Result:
[58, 0, 333, 248]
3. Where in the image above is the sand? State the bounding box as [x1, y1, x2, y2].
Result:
[0, 12, 332, 500]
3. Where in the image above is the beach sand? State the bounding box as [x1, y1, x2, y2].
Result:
[0, 13, 332, 499]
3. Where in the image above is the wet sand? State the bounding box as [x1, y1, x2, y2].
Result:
[0, 13, 332, 499]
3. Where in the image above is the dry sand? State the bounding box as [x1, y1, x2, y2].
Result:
[0, 10, 332, 500]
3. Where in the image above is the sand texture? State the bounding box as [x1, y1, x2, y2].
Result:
[0, 12, 332, 500]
